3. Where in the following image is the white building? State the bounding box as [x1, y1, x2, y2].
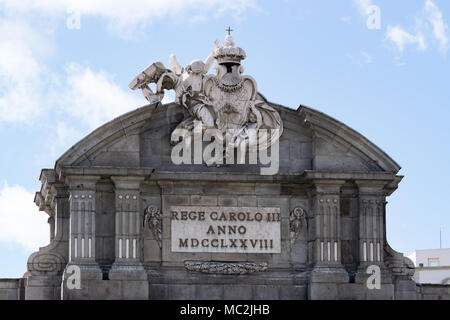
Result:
[407, 248, 450, 284]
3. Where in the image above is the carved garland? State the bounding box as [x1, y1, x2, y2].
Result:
[184, 261, 268, 275]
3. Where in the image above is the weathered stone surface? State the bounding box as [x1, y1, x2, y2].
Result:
[279, 285, 307, 300]
[4, 34, 428, 301]
[253, 285, 280, 300]
[144, 239, 161, 262]
[418, 284, 450, 300]
[223, 285, 253, 299]
[184, 261, 268, 275]
[0, 279, 24, 300]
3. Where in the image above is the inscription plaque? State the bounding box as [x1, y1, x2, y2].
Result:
[171, 206, 281, 253]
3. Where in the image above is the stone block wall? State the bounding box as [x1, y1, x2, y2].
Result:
[417, 284, 450, 300]
[0, 278, 25, 300]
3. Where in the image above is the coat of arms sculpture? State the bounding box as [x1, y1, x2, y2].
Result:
[129, 33, 283, 164]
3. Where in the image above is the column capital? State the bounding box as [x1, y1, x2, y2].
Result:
[311, 179, 346, 195]
[66, 175, 101, 190]
[111, 176, 145, 190]
[354, 180, 388, 196]
[50, 182, 69, 198]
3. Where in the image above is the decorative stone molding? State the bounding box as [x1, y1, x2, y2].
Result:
[143, 205, 162, 249]
[184, 261, 268, 275]
[289, 207, 307, 244]
[27, 251, 66, 276]
[384, 244, 415, 279]
[27, 173, 69, 277]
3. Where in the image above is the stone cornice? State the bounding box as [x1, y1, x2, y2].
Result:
[59, 166, 155, 180]
[58, 167, 403, 186]
[302, 170, 401, 182]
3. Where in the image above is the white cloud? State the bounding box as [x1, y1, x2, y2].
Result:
[56, 121, 83, 145]
[341, 16, 352, 24]
[0, 17, 146, 129]
[0, 181, 49, 252]
[60, 63, 143, 129]
[0, 0, 257, 129]
[54, 121, 85, 154]
[385, 0, 448, 54]
[0, 0, 259, 126]
[0, 19, 54, 124]
[0, 0, 258, 32]
[386, 25, 427, 53]
[361, 51, 373, 64]
[424, 0, 449, 53]
[346, 51, 374, 66]
[353, 0, 373, 17]
[0, 6, 210, 127]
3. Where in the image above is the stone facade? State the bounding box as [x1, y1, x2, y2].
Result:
[0, 35, 437, 300]
[0, 99, 422, 300]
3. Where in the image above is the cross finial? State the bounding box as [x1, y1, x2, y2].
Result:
[226, 26, 233, 36]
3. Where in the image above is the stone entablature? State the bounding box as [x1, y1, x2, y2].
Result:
[26, 157, 416, 299]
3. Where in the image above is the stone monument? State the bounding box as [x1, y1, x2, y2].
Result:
[14, 33, 419, 299]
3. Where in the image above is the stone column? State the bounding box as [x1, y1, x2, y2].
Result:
[109, 177, 148, 287]
[355, 180, 391, 284]
[67, 176, 102, 274]
[61, 176, 102, 300]
[308, 179, 348, 299]
[311, 180, 346, 269]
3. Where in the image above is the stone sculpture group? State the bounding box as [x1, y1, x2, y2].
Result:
[129, 35, 283, 164]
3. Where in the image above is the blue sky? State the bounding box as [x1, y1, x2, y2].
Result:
[0, 0, 449, 277]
